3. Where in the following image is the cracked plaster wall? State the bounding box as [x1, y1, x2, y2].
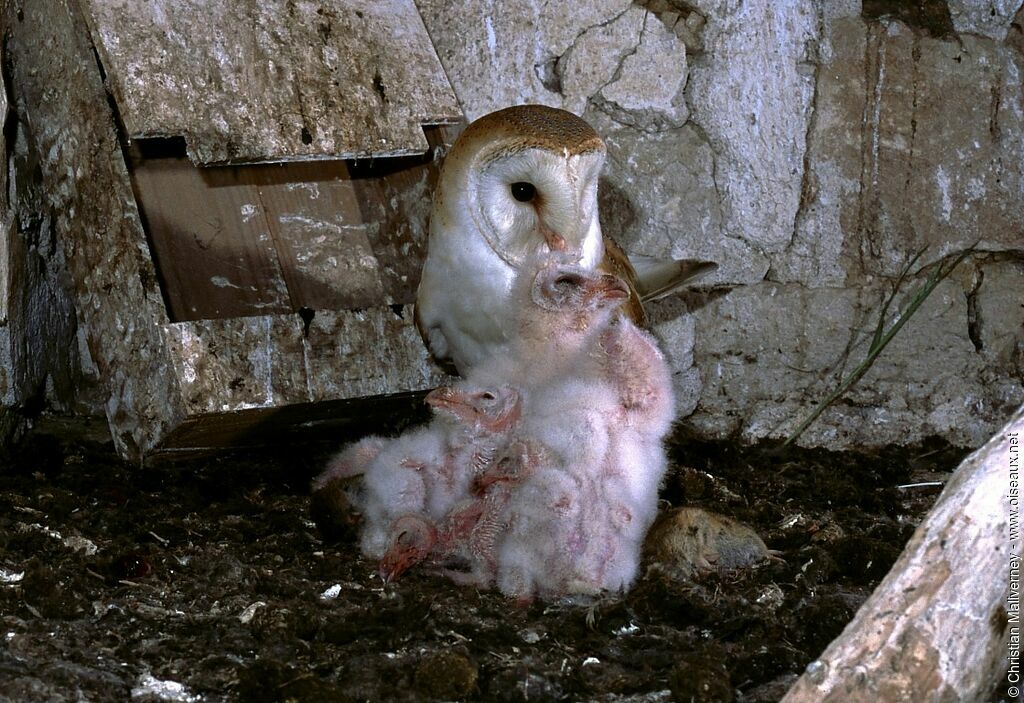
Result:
[417, 0, 1024, 448]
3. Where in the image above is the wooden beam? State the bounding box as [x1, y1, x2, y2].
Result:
[783, 405, 1022, 701]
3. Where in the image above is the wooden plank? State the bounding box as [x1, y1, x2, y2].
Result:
[129, 128, 452, 321]
[151, 391, 433, 456]
[80, 0, 462, 164]
[350, 125, 454, 305]
[130, 156, 294, 320]
[160, 305, 450, 416]
[250, 160, 388, 312]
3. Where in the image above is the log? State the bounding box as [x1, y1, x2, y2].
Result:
[783, 404, 1022, 702]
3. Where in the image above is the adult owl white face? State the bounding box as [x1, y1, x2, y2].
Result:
[432, 105, 607, 268]
[416, 105, 614, 372]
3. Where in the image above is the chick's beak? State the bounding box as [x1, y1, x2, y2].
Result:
[587, 273, 630, 303]
[425, 387, 457, 409]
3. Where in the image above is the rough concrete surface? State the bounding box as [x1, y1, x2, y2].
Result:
[417, 0, 1024, 449]
[0, 23, 86, 447]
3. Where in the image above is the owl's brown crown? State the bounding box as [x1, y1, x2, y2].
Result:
[459, 104, 605, 157]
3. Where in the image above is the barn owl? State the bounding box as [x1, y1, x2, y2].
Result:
[415, 104, 715, 374]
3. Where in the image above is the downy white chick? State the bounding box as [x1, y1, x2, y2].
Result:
[419, 383, 522, 520]
[595, 317, 676, 539]
[357, 427, 445, 560]
[314, 383, 521, 565]
[495, 450, 589, 600]
[488, 281, 677, 599]
[373, 384, 523, 581]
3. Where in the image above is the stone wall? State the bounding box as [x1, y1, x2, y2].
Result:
[417, 0, 1024, 448]
[1, 1, 1019, 453]
[0, 55, 89, 447]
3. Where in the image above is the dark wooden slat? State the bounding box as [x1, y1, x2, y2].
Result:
[131, 158, 293, 320]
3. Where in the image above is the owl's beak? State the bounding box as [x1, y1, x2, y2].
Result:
[537, 219, 567, 252]
[425, 386, 460, 410]
[585, 273, 630, 303]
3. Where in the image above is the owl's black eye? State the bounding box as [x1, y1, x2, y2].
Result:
[510, 182, 536, 202]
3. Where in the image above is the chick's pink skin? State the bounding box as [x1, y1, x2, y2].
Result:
[420, 384, 523, 520]
[425, 384, 522, 434]
[598, 318, 675, 435]
[432, 439, 544, 587]
[594, 316, 676, 546]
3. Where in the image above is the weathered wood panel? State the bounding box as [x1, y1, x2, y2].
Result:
[7, 0, 184, 459]
[129, 128, 450, 321]
[161, 305, 448, 416]
[6, 0, 456, 460]
[253, 161, 388, 314]
[130, 157, 294, 320]
[81, 0, 462, 164]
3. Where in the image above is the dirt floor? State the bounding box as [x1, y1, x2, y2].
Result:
[0, 412, 1008, 702]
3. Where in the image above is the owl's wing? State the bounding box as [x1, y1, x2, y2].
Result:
[629, 255, 718, 302]
[601, 235, 718, 325]
[599, 236, 647, 326]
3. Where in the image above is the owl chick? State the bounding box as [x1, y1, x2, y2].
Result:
[594, 316, 676, 541]
[314, 382, 520, 562]
[415, 103, 716, 374]
[468, 258, 630, 391]
[488, 308, 677, 599]
[492, 377, 640, 600]
[419, 382, 522, 520]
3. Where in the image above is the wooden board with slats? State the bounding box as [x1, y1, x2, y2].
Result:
[129, 129, 448, 321]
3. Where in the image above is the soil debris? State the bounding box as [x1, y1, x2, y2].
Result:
[0, 415, 1001, 701]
